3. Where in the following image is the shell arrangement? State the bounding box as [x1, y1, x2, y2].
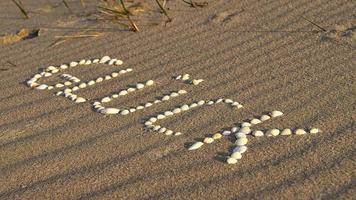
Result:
[26, 56, 320, 165]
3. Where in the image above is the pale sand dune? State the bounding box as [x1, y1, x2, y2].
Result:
[0, 0, 355, 199]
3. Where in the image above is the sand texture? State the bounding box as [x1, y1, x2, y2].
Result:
[0, 0, 355, 199]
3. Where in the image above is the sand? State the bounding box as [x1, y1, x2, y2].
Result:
[0, 0, 355, 199]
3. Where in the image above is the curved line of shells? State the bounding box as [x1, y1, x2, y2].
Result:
[175, 74, 204, 85]
[26, 55, 123, 91]
[144, 98, 243, 136]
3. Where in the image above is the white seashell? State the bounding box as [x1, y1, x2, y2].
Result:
[281, 129, 292, 136]
[157, 114, 165, 120]
[72, 78, 80, 83]
[55, 83, 64, 88]
[93, 59, 100, 63]
[271, 110, 283, 117]
[101, 108, 120, 114]
[127, 88, 136, 92]
[189, 103, 198, 108]
[239, 127, 251, 134]
[149, 117, 157, 122]
[64, 81, 72, 86]
[145, 80, 154, 86]
[215, 98, 223, 103]
[136, 83, 145, 89]
[101, 97, 111, 103]
[108, 59, 117, 65]
[235, 137, 248, 145]
[231, 127, 239, 133]
[181, 104, 190, 111]
[44, 72, 52, 77]
[226, 157, 237, 164]
[100, 56, 111, 63]
[72, 86, 79, 91]
[47, 86, 54, 90]
[207, 101, 214, 105]
[222, 130, 231, 136]
[224, 99, 233, 103]
[250, 118, 262, 125]
[235, 132, 247, 138]
[182, 74, 190, 80]
[153, 125, 161, 131]
[96, 107, 105, 112]
[295, 129, 306, 135]
[79, 59, 86, 65]
[237, 104, 243, 109]
[173, 108, 181, 114]
[145, 102, 153, 107]
[178, 90, 187, 94]
[164, 111, 174, 116]
[158, 127, 167, 133]
[60, 64, 68, 69]
[69, 94, 77, 101]
[79, 83, 87, 88]
[197, 100, 205, 106]
[231, 102, 239, 107]
[119, 90, 128, 96]
[64, 92, 72, 98]
[126, 68, 133, 72]
[56, 91, 63, 96]
[47, 66, 57, 71]
[260, 115, 271, 121]
[231, 152, 242, 159]
[252, 130, 264, 137]
[129, 108, 136, 112]
[174, 132, 182, 136]
[85, 60, 92, 65]
[111, 72, 119, 77]
[233, 145, 247, 154]
[64, 88, 72, 93]
[120, 110, 130, 115]
[51, 68, 59, 73]
[112, 94, 119, 98]
[212, 133, 223, 139]
[75, 97, 86, 103]
[136, 105, 144, 110]
[188, 141, 204, 150]
[266, 129, 280, 137]
[175, 75, 182, 80]
[154, 100, 161, 104]
[119, 70, 127, 74]
[35, 84, 48, 90]
[96, 77, 104, 82]
[88, 80, 95, 85]
[192, 79, 204, 85]
[241, 122, 251, 127]
[104, 75, 112, 80]
[203, 137, 214, 144]
[170, 92, 179, 97]
[309, 128, 319, 134]
[145, 121, 152, 126]
[160, 95, 170, 101]
[115, 60, 123, 65]
[165, 130, 173, 135]
[70, 61, 78, 67]
[33, 74, 42, 79]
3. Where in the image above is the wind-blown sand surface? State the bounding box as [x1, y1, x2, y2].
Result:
[0, 0, 355, 199]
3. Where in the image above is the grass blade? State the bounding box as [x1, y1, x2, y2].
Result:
[11, 0, 29, 19]
[155, 0, 172, 22]
[118, 0, 139, 32]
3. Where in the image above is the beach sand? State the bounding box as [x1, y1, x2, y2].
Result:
[0, 0, 355, 199]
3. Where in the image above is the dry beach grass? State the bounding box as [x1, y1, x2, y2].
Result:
[0, 0, 355, 199]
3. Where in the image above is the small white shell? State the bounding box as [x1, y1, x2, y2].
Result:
[85, 60, 92, 65]
[231, 127, 239, 133]
[115, 60, 123, 65]
[145, 121, 152, 126]
[281, 129, 292, 136]
[127, 88, 136, 92]
[70, 61, 78, 67]
[136, 105, 144, 110]
[111, 72, 119, 77]
[47, 86, 54, 90]
[72, 86, 79, 91]
[119, 70, 127, 74]
[181, 104, 190, 111]
[164, 111, 174, 116]
[51, 68, 59, 73]
[88, 80, 95, 85]
[149, 117, 157, 122]
[215, 98, 223, 103]
[60, 64, 68, 69]
[165, 130, 173, 135]
[309, 128, 319, 134]
[174, 132, 182, 136]
[154, 100, 161, 104]
[33, 74, 42, 79]
[231, 152, 242, 159]
[55, 83, 64, 88]
[203, 137, 214, 144]
[146, 80, 154, 86]
[252, 130, 264, 137]
[226, 157, 237, 164]
[79, 59, 86, 65]
[162, 95, 170, 101]
[119, 90, 128, 96]
[136, 83, 145, 89]
[153, 125, 161, 131]
[178, 90, 187, 94]
[93, 59, 99, 63]
[47, 66, 57, 71]
[170, 92, 179, 97]
[224, 99, 233, 103]
[79, 83, 87, 88]
[231, 102, 239, 106]
[104, 75, 112, 80]
[126, 68, 133, 72]
[241, 122, 251, 127]
[101, 97, 111, 103]
[295, 129, 306, 135]
[175, 75, 182, 80]
[212, 133, 223, 139]
[207, 101, 214, 105]
[129, 108, 136, 112]
[36, 84, 48, 90]
[260, 115, 271, 121]
[197, 100, 205, 106]
[157, 114, 165, 119]
[64, 88, 72, 93]
[158, 127, 167, 133]
[56, 91, 63, 96]
[120, 110, 130, 115]
[239, 127, 251, 134]
[235, 137, 248, 145]
[100, 56, 111, 63]
[112, 94, 119, 98]
[44, 72, 52, 77]
[75, 97, 86, 103]
[235, 132, 247, 138]
[222, 130, 231, 136]
[108, 59, 117, 65]
[233, 145, 247, 154]
[64, 81, 72, 86]
[266, 129, 280, 137]
[271, 110, 283, 117]
[192, 79, 204, 85]
[145, 102, 153, 107]
[189, 103, 198, 108]
[101, 108, 120, 114]
[173, 108, 181, 114]
[182, 74, 190, 80]
[250, 118, 262, 125]
[188, 141, 204, 150]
